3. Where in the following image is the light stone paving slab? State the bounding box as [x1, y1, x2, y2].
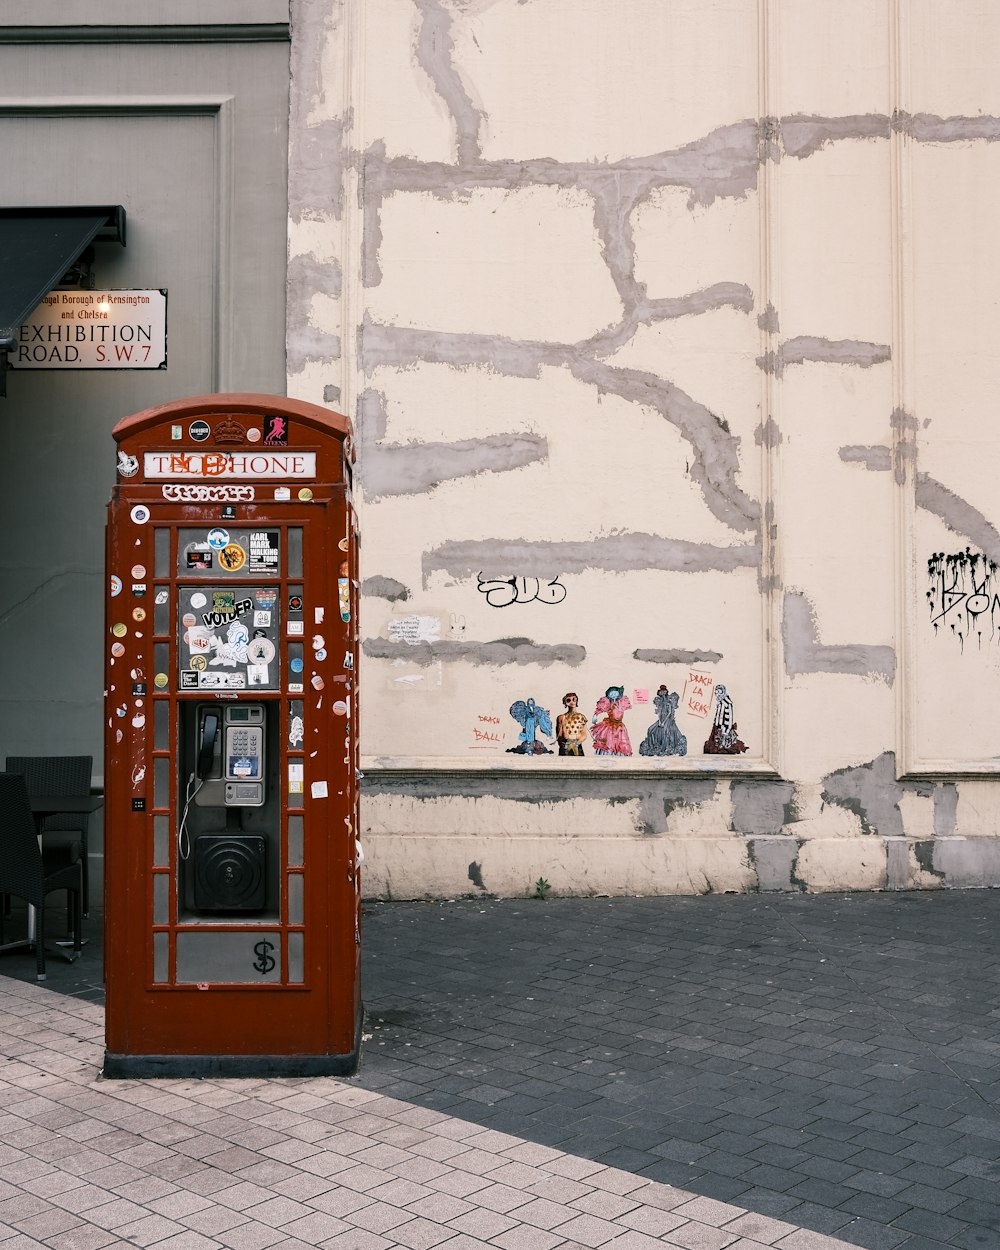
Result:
[0, 978, 859, 1250]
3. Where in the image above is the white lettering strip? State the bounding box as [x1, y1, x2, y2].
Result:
[145, 452, 316, 480]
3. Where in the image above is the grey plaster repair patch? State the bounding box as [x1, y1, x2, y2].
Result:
[898, 112, 1000, 144]
[566, 359, 759, 532]
[363, 433, 549, 500]
[783, 591, 896, 683]
[365, 120, 762, 209]
[362, 772, 719, 837]
[358, 30, 762, 536]
[423, 534, 759, 586]
[286, 253, 343, 376]
[916, 473, 1000, 563]
[732, 780, 797, 836]
[361, 315, 548, 379]
[362, 322, 759, 533]
[839, 445, 891, 472]
[414, 0, 483, 164]
[758, 336, 891, 375]
[357, 387, 389, 442]
[885, 838, 912, 890]
[362, 638, 586, 667]
[289, 251, 342, 304]
[355, 385, 548, 499]
[929, 837, 1000, 887]
[362, 576, 410, 602]
[579, 284, 754, 358]
[820, 752, 940, 839]
[755, 419, 783, 448]
[933, 784, 959, 838]
[655, 780, 719, 831]
[287, 325, 341, 376]
[757, 302, 780, 334]
[288, 0, 346, 223]
[748, 837, 799, 892]
[780, 113, 892, 159]
[633, 648, 723, 665]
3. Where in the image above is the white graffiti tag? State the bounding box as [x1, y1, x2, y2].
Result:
[161, 483, 256, 502]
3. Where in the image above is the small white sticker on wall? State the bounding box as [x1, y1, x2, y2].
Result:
[388, 615, 441, 645]
[311, 780, 328, 799]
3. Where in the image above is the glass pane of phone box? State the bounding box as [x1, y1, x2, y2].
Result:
[177, 528, 280, 579]
[175, 931, 283, 984]
[177, 586, 281, 692]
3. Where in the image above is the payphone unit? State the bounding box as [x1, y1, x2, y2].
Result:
[104, 395, 360, 1076]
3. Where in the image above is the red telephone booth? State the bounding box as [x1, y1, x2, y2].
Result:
[103, 395, 361, 1076]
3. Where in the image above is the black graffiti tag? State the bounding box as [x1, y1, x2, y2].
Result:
[252, 939, 275, 975]
[477, 574, 567, 607]
[927, 549, 1000, 651]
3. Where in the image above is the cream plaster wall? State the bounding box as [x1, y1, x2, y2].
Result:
[286, 0, 1000, 898]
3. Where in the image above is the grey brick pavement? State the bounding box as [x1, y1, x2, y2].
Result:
[2, 891, 999, 1250]
[0, 976, 860, 1250]
[354, 893, 1000, 1250]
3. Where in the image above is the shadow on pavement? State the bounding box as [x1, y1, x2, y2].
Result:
[7, 889, 1000, 1250]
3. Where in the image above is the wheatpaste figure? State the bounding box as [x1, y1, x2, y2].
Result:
[703, 683, 747, 755]
[591, 685, 632, 756]
[506, 697, 553, 755]
[556, 692, 588, 757]
[638, 685, 687, 757]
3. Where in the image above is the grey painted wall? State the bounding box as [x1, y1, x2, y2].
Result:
[0, 23, 291, 896]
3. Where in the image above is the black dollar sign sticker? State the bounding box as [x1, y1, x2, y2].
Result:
[252, 938, 275, 974]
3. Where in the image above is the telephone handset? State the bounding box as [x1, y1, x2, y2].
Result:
[197, 712, 220, 779]
[179, 711, 221, 861]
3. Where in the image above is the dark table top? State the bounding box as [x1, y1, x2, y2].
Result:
[28, 795, 104, 816]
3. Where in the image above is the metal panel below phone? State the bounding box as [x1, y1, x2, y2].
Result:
[225, 782, 263, 805]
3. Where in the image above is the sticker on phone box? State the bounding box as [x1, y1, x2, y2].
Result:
[180, 670, 246, 690]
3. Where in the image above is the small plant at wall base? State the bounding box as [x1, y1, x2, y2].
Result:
[533, 877, 551, 900]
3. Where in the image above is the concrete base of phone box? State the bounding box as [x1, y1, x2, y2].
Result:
[102, 1011, 363, 1078]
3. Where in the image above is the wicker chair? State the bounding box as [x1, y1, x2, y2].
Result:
[5, 756, 93, 914]
[0, 773, 82, 980]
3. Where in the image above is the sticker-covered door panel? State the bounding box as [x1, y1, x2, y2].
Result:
[178, 586, 280, 691]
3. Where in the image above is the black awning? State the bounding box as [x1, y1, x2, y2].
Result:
[0, 205, 126, 394]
